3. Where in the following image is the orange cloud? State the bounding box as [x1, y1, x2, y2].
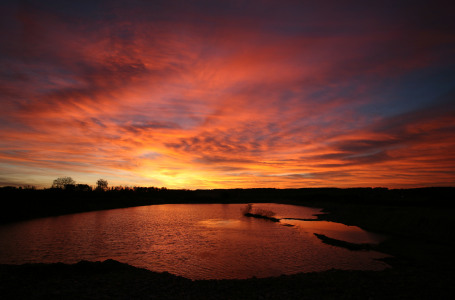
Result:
[1, 1, 454, 188]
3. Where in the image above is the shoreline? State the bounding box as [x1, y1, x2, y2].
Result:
[2, 187, 454, 225]
[1, 256, 453, 299]
[313, 233, 372, 251]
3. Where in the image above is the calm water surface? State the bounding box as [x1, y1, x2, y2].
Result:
[0, 203, 389, 279]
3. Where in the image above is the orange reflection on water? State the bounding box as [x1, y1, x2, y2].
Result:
[283, 219, 387, 244]
[0, 203, 389, 279]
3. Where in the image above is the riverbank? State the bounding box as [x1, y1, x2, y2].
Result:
[2, 187, 454, 225]
[1, 253, 454, 299]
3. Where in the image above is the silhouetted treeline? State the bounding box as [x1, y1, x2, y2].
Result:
[1, 186, 454, 224]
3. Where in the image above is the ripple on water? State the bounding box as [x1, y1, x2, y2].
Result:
[0, 203, 390, 279]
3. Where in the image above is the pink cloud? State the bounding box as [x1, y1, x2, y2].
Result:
[1, 1, 454, 188]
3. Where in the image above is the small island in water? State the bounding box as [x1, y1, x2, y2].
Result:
[242, 203, 281, 222]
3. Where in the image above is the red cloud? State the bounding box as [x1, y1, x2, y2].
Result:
[1, 1, 454, 188]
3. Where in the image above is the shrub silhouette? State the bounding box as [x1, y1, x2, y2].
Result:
[253, 208, 276, 218]
[76, 184, 92, 192]
[242, 204, 278, 221]
[242, 203, 253, 215]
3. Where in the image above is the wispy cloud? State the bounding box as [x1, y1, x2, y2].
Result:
[0, 1, 454, 188]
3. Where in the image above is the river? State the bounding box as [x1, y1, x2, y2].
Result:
[0, 203, 389, 279]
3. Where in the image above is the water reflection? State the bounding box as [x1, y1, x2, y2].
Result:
[283, 219, 387, 244]
[0, 203, 390, 280]
[199, 219, 243, 228]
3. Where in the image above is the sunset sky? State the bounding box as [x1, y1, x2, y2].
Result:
[1, 0, 454, 189]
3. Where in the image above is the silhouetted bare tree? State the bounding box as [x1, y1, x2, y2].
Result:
[52, 177, 76, 189]
[96, 179, 108, 191]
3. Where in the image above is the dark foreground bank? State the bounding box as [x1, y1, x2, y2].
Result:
[0, 257, 453, 299]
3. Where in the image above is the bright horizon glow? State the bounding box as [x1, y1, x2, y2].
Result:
[1, 1, 454, 189]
